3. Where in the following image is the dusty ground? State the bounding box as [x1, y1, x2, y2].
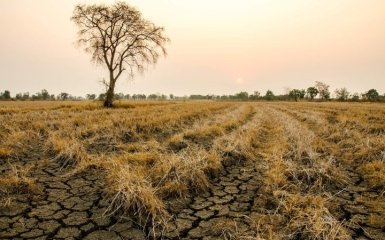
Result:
[1, 101, 385, 239]
[1, 150, 384, 239]
[0, 160, 145, 239]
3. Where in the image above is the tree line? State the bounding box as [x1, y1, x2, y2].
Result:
[0, 90, 82, 101]
[0, 90, 167, 101]
[218, 81, 383, 102]
[1, 82, 384, 102]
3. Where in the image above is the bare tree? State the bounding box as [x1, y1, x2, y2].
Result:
[71, 2, 169, 107]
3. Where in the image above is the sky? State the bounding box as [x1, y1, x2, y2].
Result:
[1, 0, 385, 97]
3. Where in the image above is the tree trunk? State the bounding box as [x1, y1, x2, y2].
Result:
[103, 73, 115, 107]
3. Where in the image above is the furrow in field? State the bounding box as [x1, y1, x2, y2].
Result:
[150, 105, 266, 239]
[247, 106, 351, 239]
[269, 104, 385, 240]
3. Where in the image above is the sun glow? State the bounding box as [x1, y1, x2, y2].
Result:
[236, 78, 243, 84]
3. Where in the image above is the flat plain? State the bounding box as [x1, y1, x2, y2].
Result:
[0, 101, 384, 239]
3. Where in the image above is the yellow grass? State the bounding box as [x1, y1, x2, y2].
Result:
[0, 163, 38, 207]
[1, 100, 384, 238]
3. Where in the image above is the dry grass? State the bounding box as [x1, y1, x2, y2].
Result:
[249, 105, 355, 239]
[150, 147, 218, 196]
[1, 100, 385, 238]
[274, 192, 350, 240]
[0, 163, 38, 207]
[0, 147, 12, 158]
[358, 160, 385, 190]
[104, 164, 168, 225]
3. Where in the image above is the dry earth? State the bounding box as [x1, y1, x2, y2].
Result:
[1, 101, 384, 239]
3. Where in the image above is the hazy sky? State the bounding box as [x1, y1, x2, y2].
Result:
[1, 0, 385, 96]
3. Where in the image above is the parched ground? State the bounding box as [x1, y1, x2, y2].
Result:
[157, 160, 260, 239]
[1, 101, 385, 239]
[0, 159, 146, 239]
[0, 155, 260, 239]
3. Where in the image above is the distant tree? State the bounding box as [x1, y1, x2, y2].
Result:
[41, 89, 50, 100]
[72, 96, 83, 100]
[114, 93, 124, 100]
[15, 93, 23, 100]
[132, 94, 146, 100]
[289, 89, 297, 101]
[4, 90, 11, 99]
[334, 88, 350, 101]
[59, 92, 69, 100]
[32, 91, 43, 100]
[235, 91, 249, 100]
[169, 94, 174, 100]
[306, 87, 319, 100]
[299, 89, 306, 99]
[249, 91, 260, 100]
[86, 94, 96, 100]
[315, 81, 330, 100]
[190, 95, 206, 100]
[265, 90, 274, 101]
[289, 89, 305, 102]
[72, 2, 169, 107]
[148, 94, 158, 99]
[22, 92, 30, 100]
[351, 92, 360, 101]
[15, 92, 33, 100]
[366, 89, 379, 101]
[0, 90, 11, 100]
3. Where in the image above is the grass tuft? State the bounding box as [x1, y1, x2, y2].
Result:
[0, 164, 38, 207]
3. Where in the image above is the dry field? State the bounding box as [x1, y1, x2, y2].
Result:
[0, 100, 384, 240]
